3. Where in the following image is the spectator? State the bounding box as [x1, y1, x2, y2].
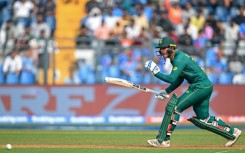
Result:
[99, 0, 114, 11]
[129, 3, 141, 16]
[208, 0, 219, 13]
[101, 51, 112, 68]
[118, 9, 133, 27]
[29, 29, 46, 54]
[156, 11, 174, 33]
[199, 2, 209, 18]
[134, 30, 146, 46]
[215, 3, 229, 22]
[112, 2, 123, 17]
[20, 48, 37, 84]
[64, 67, 80, 85]
[1, 0, 244, 85]
[212, 51, 228, 74]
[124, 18, 141, 39]
[44, 0, 56, 37]
[76, 23, 91, 47]
[190, 9, 206, 32]
[110, 21, 124, 40]
[232, 6, 245, 25]
[206, 12, 217, 30]
[93, 19, 111, 40]
[205, 46, 219, 68]
[211, 31, 222, 46]
[0, 0, 8, 27]
[31, 13, 51, 38]
[178, 27, 193, 46]
[167, 28, 179, 43]
[85, 0, 100, 14]
[120, 31, 134, 47]
[117, 49, 129, 67]
[107, 59, 120, 78]
[86, 9, 102, 32]
[29, 29, 57, 67]
[224, 19, 240, 41]
[164, 0, 183, 26]
[137, 27, 151, 41]
[100, 51, 116, 80]
[202, 20, 214, 40]
[119, 51, 140, 82]
[32, 0, 45, 15]
[149, 11, 160, 33]
[13, 0, 34, 31]
[151, 26, 164, 40]
[0, 19, 16, 55]
[15, 27, 34, 51]
[182, 2, 196, 25]
[77, 59, 95, 84]
[186, 18, 198, 40]
[3, 49, 22, 84]
[134, 9, 149, 30]
[142, 2, 153, 21]
[211, 20, 225, 45]
[104, 8, 119, 30]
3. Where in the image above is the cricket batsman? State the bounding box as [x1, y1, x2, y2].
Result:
[145, 36, 242, 147]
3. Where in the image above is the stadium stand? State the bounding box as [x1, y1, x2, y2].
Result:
[0, 0, 244, 85]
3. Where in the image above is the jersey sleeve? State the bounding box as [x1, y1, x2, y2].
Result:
[154, 58, 186, 84]
[165, 76, 184, 94]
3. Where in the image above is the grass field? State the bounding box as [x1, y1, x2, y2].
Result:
[0, 129, 244, 153]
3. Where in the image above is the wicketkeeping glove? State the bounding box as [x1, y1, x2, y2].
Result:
[155, 90, 168, 101]
[144, 60, 160, 75]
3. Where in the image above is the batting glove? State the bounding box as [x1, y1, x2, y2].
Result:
[155, 95, 166, 101]
[155, 90, 168, 101]
[157, 90, 168, 96]
[145, 60, 160, 75]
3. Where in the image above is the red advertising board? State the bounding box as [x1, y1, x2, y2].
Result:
[0, 85, 244, 124]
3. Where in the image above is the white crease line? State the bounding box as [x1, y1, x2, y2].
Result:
[215, 150, 235, 153]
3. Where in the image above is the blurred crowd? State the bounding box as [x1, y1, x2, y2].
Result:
[74, 0, 245, 85]
[0, 0, 56, 84]
[0, 0, 245, 85]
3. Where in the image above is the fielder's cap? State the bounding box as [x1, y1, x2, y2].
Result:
[155, 36, 177, 48]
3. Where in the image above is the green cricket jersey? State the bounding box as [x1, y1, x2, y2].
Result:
[155, 50, 211, 93]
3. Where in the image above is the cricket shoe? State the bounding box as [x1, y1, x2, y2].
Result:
[225, 128, 242, 147]
[147, 139, 170, 148]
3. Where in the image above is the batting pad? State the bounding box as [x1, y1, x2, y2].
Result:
[157, 94, 178, 143]
[188, 117, 235, 140]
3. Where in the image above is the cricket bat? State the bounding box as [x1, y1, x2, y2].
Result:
[104, 77, 169, 98]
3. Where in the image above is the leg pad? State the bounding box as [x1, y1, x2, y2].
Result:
[188, 117, 235, 140]
[157, 94, 178, 142]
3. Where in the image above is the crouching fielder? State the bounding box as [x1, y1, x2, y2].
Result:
[145, 36, 241, 148]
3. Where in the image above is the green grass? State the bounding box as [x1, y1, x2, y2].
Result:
[0, 129, 244, 153]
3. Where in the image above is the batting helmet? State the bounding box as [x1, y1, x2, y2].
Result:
[155, 37, 177, 49]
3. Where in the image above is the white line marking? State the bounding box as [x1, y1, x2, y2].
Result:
[215, 150, 235, 153]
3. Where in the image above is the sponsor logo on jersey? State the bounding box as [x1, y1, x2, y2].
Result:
[159, 39, 162, 44]
[173, 67, 178, 70]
